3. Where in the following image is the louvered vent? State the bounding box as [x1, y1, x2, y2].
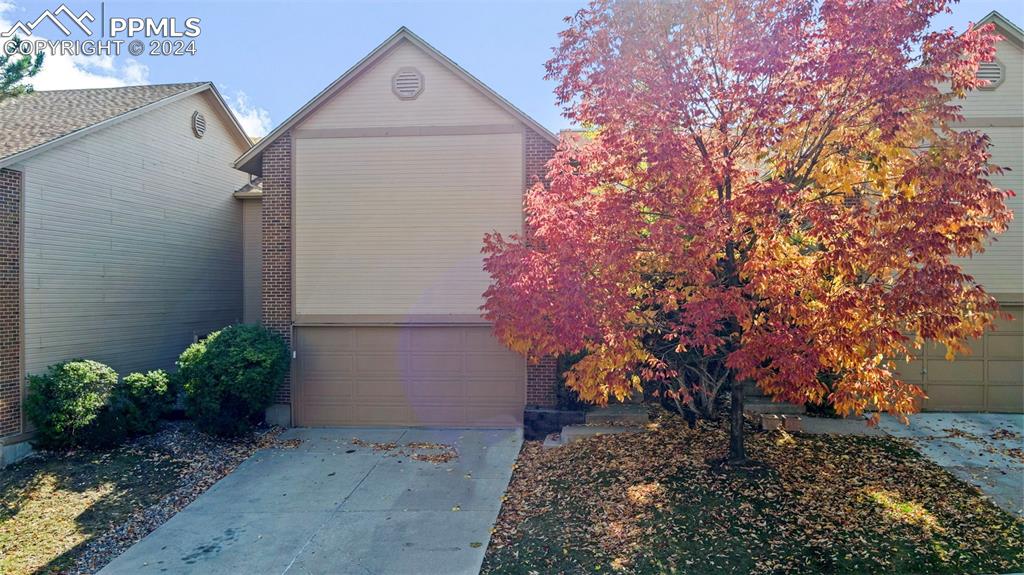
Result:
[977, 61, 1003, 89]
[192, 111, 207, 138]
[392, 67, 424, 100]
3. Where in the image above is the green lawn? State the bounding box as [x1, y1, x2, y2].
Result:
[0, 446, 183, 575]
[483, 412, 1024, 575]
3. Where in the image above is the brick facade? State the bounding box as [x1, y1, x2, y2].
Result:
[261, 133, 293, 404]
[0, 169, 22, 437]
[523, 129, 559, 408]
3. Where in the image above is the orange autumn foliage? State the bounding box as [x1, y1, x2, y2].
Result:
[482, 0, 1012, 431]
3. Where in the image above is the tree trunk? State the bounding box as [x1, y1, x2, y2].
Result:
[728, 377, 746, 464]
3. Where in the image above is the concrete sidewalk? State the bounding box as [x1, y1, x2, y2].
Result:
[99, 427, 522, 575]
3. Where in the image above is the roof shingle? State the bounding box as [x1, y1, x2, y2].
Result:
[0, 82, 208, 162]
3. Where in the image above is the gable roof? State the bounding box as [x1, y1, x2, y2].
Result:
[0, 82, 251, 169]
[234, 27, 558, 175]
[978, 11, 1024, 49]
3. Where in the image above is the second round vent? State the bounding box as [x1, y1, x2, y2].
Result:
[392, 67, 424, 100]
[977, 61, 1004, 89]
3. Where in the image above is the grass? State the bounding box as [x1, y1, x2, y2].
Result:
[0, 446, 184, 575]
[482, 411, 1024, 575]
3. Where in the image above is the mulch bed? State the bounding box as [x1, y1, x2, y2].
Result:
[482, 410, 1024, 575]
[1, 421, 294, 575]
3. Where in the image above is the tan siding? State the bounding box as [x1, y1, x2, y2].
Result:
[956, 128, 1024, 295]
[241, 198, 263, 323]
[300, 41, 516, 130]
[955, 35, 1024, 299]
[958, 37, 1024, 119]
[21, 93, 247, 376]
[294, 132, 523, 317]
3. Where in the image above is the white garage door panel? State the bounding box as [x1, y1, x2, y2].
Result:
[294, 326, 525, 427]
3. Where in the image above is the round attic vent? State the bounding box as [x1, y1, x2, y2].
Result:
[191, 111, 207, 138]
[977, 60, 1004, 90]
[392, 67, 424, 100]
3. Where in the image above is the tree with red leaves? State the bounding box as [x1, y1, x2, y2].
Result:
[482, 0, 1012, 463]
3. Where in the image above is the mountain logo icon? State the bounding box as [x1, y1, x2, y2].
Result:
[1, 4, 95, 38]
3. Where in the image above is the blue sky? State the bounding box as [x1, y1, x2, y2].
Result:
[3, 0, 1021, 136]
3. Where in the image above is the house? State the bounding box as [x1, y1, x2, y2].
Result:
[895, 11, 1023, 413]
[234, 28, 560, 427]
[0, 83, 252, 465]
[240, 23, 1022, 427]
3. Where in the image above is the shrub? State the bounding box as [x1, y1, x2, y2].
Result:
[179, 324, 289, 436]
[24, 360, 118, 449]
[79, 399, 132, 448]
[119, 370, 171, 434]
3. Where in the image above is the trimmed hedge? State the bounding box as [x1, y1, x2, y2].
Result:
[179, 324, 289, 436]
[24, 361, 173, 449]
[119, 370, 171, 434]
[24, 360, 119, 449]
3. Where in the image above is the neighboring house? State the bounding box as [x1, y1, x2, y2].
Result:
[0, 83, 251, 465]
[234, 28, 560, 427]
[896, 11, 1023, 413]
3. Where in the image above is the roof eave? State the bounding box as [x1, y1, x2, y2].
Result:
[0, 83, 250, 170]
[978, 11, 1024, 49]
[233, 26, 558, 175]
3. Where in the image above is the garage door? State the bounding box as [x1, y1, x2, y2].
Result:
[897, 305, 1023, 412]
[293, 326, 525, 427]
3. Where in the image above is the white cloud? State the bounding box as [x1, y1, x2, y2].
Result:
[223, 89, 272, 137]
[0, 1, 150, 89]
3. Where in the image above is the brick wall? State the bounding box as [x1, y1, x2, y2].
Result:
[0, 169, 22, 437]
[524, 129, 559, 408]
[261, 133, 293, 404]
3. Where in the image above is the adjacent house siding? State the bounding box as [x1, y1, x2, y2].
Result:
[302, 40, 516, 129]
[0, 169, 22, 438]
[956, 125, 1024, 298]
[956, 34, 1024, 300]
[958, 36, 1023, 120]
[241, 198, 263, 323]
[20, 92, 248, 378]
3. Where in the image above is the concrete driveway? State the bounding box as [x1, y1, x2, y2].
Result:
[879, 413, 1024, 518]
[100, 427, 522, 575]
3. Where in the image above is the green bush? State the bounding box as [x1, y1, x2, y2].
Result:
[179, 324, 289, 436]
[79, 399, 132, 448]
[24, 360, 118, 449]
[119, 370, 171, 434]
[78, 371, 172, 448]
